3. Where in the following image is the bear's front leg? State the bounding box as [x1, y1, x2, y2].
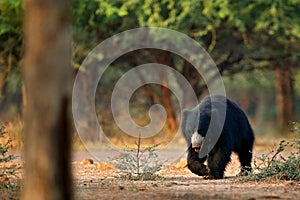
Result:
[187, 145, 208, 176]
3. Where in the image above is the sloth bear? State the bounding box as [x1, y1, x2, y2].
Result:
[181, 95, 254, 179]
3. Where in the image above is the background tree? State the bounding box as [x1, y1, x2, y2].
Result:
[21, 0, 73, 199]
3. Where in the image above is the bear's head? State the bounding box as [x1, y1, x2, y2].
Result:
[181, 107, 215, 153]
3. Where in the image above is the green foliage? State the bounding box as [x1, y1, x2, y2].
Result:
[112, 136, 164, 180]
[0, 0, 23, 64]
[0, 0, 22, 44]
[70, 0, 300, 72]
[2, 0, 300, 72]
[0, 125, 20, 190]
[245, 122, 300, 181]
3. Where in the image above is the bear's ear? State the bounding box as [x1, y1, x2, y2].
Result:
[181, 109, 191, 134]
[181, 108, 199, 146]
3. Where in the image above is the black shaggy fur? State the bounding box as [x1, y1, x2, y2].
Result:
[187, 145, 208, 176]
[182, 95, 255, 179]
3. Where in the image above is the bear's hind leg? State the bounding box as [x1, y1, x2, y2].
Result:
[207, 147, 231, 179]
[237, 148, 253, 174]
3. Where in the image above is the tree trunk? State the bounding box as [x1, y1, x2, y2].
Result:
[181, 60, 204, 99]
[22, 0, 72, 199]
[274, 66, 294, 132]
[0, 70, 8, 97]
[156, 52, 177, 135]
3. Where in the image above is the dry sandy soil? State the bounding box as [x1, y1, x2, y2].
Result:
[1, 149, 299, 200]
[72, 150, 300, 200]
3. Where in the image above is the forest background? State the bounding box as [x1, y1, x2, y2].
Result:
[1, 0, 300, 149]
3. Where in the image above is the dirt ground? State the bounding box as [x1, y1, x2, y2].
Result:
[1, 149, 299, 199]
[72, 150, 300, 200]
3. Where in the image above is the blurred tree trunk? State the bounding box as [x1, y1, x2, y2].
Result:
[274, 66, 294, 132]
[22, 0, 73, 199]
[182, 60, 202, 98]
[0, 70, 8, 96]
[156, 52, 177, 135]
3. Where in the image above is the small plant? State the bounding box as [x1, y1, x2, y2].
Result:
[290, 121, 300, 134]
[112, 133, 164, 180]
[0, 124, 20, 190]
[244, 122, 300, 181]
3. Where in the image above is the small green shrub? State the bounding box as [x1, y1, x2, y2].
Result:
[245, 122, 300, 181]
[112, 134, 164, 180]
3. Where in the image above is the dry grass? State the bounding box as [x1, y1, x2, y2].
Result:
[1, 117, 24, 150]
